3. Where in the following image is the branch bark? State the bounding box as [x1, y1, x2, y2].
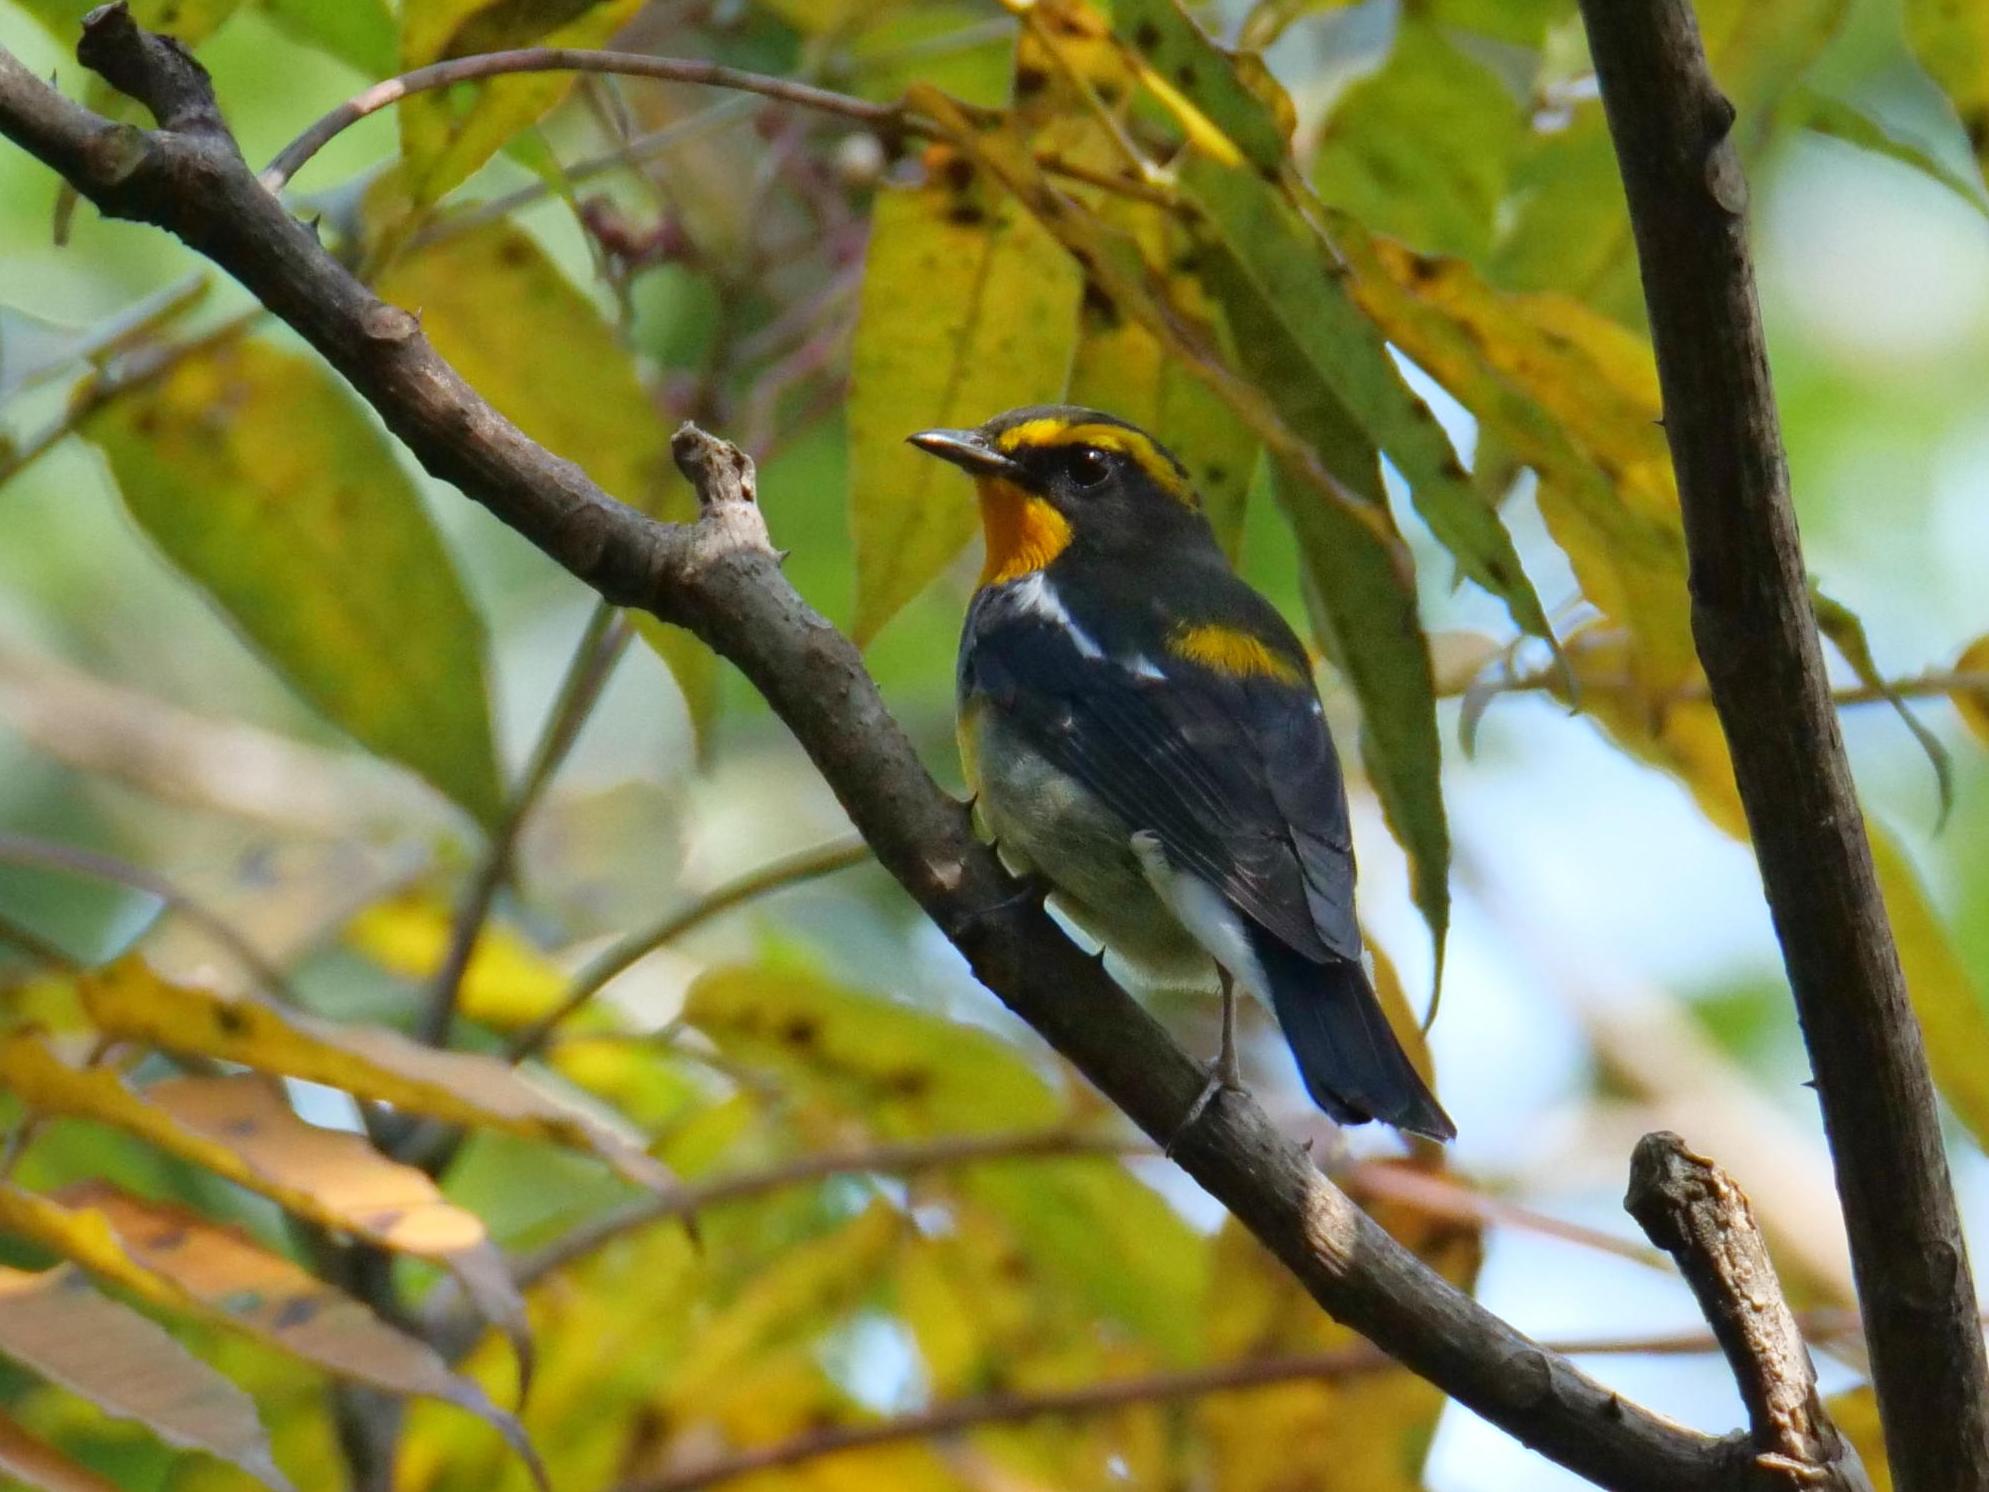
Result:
[1575, 2, 1989, 1486]
[0, 9, 1773, 1486]
[1627, 1133, 1871, 1489]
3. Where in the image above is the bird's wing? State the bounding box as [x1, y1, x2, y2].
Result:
[964, 598, 1360, 964]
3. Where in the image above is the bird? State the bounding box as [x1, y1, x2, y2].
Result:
[908, 404, 1454, 1143]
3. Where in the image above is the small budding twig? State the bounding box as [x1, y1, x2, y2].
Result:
[1626, 1132, 1872, 1490]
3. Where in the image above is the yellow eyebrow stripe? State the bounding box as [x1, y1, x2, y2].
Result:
[1170, 623, 1305, 684]
[995, 419, 1196, 506]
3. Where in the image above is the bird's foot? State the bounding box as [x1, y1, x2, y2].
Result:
[1165, 1058, 1247, 1157]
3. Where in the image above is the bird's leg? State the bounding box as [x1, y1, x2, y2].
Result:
[1168, 967, 1245, 1153]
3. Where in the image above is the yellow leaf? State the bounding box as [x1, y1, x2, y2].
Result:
[0, 1264, 290, 1491]
[78, 956, 671, 1191]
[376, 223, 716, 733]
[85, 338, 503, 825]
[1065, 204, 1259, 563]
[344, 896, 570, 1031]
[685, 963, 1061, 1136]
[0, 1179, 534, 1476]
[1951, 634, 1989, 744]
[0, 1041, 526, 1369]
[0, 1409, 122, 1492]
[663, 1203, 902, 1413]
[395, 0, 644, 205]
[847, 163, 1083, 642]
[1824, 1386, 1891, 1491]
[1200, 1187, 1478, 1491]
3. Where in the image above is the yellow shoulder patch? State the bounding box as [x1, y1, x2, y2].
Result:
[1170, 622, 1305, 684]
[995, 418, 1196, 507]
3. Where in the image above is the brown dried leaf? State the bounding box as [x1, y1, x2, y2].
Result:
[0, 1265, 290, 1491]
[0, 1037, 528, 1379]
[6, 1179, 540, 1482]
[80, 956, 671, 1191]
[0, 1409, 122, 1492]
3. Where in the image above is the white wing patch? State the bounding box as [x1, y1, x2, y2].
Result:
[1004, 573, 1104, 660]
[1130, 830, 1272, 1001]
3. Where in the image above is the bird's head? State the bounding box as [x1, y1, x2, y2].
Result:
[908, 405, 1213, 586]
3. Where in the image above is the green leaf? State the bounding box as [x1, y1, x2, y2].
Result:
[258, 0, 396, 76]
[1812, 587, 1951, 825]
[1312, 19, 1525, 262]
[1109, 0, 1293, 175]
[1200, 247, 1450, 984]
[85, 338, 503, 826]
[0, 1264, 290, 1492]
[846, 171, 1082, 642]
[685, 964, 1206, 1354]
[397, 0, 643, 206]
[1904, 0, 1989, 181]
[377, 223, 717, 734]
[1494, 0, 1848, 311]
[1787, 85, 1989, 219]
[1179, 154, 1558, 652]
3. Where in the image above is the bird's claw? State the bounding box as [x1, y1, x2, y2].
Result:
[1166, 1058, 1246, 1157]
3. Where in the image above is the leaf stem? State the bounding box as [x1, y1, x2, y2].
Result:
[505, 834, 872, 1063]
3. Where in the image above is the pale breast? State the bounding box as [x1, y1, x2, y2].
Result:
[964, 701, 1209, 984]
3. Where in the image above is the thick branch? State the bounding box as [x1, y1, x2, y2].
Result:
[0, 12, 1762, 1487]
[1626, 1133, 1869, 1489]
[1575, 2, 1989, 1487]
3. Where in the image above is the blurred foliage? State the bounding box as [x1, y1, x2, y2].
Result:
[3, 0, 1989, 1485]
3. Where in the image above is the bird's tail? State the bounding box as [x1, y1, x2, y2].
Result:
[1253, 931, 1455, 1142]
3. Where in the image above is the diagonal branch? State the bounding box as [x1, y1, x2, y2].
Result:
[0, 10, 1767, 1486]
[1575, 2, 1989, 1486]
[1627, 1133, 1870, 1489]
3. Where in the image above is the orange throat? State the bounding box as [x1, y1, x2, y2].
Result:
[976, 477, 1072, 587]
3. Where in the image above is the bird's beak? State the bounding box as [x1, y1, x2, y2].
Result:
[906, 427, 1024, 480]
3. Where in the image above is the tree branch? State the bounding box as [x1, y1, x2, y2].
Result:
[0, 11, 1768, 1485]
[1574, 2, 1989, 1486]
[629, 1320, 1817, 1492]
[1627, 1133, 1871, 1489]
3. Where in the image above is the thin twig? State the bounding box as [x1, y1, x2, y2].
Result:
[261, 49, 909, 191]
[0, 831, 295, 1002]
[505, 834, 871, 1063]
[1578, 0, 1989, 1482]
[0, 307, 263, 487]
[417, 602, 630, 1048]
[622, 1327, 1766, 1492]
[506, 1128, 1146, 1293]
[1625, 1133, 1869, 1488]
[1343, 1161, 1670, 1273]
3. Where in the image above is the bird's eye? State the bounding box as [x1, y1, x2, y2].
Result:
[1066, 446, 1111, 489]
